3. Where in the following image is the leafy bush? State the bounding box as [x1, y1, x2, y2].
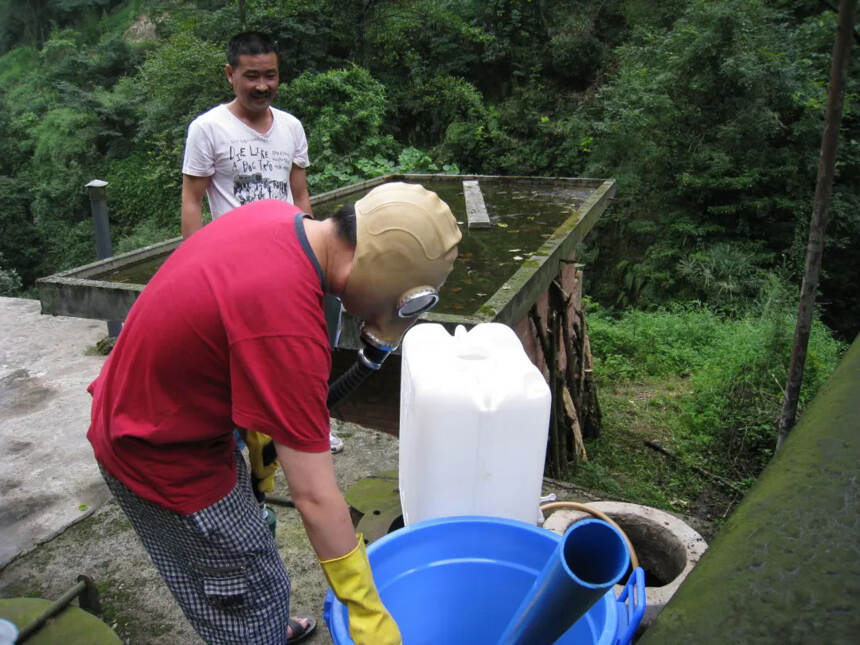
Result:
[107, 152, 182, 240]
[364, 0, 487, 83]
[685, 311, 845, 478]
[0, 252, 22, 296]
[675, 241, 775, 314]
[113, 216, 179, 255]
[587, 291, 846, 482]
[587, 301, 726, 381]
[397, 75, 485, 147]
[134, 31, 227, 174]
[280, 65, 458, 193]
[581, 0, 858, 332]
[280, 65, 390, 158]
[0, 176, 42, 284]
[33, 213, 98, 279]
[440, 105, 518, 173]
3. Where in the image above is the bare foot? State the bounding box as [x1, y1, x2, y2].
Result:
[287, 615, 316, 641]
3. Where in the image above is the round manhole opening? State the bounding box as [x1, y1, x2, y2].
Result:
[607, 513, 688, 587]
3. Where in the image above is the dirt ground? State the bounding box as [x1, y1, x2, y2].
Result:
[0, 415, 667, 644]
[0, 419, 397, 644]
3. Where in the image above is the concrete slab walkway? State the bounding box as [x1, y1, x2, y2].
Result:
[0, 296, 110, 569]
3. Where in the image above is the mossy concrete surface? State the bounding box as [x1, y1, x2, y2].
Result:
[0, 597, 122, 644]
[639, 337, 860, 644]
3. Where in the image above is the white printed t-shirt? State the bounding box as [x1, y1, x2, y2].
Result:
[182, 103, 310, 218]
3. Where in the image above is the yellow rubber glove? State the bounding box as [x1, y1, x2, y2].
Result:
[242, 428, 278, 500]
[320, 535, 402, 645]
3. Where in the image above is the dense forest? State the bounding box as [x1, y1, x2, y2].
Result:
[0, 0, 856, 339]
[0, 1, 855, 500]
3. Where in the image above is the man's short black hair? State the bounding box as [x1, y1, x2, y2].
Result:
[227, 32, 278, 67]
[330, 204, 357, 246]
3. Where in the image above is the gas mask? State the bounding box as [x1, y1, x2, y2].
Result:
[340, 182, 462, 352]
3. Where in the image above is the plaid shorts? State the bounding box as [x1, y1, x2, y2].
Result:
[101, 452, 291, 644]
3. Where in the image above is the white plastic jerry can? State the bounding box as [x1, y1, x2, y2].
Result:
[399, 322, 551, 525]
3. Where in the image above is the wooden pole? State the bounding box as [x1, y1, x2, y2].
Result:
[551, 302, 570, 471]
[546, 307, 564, 478]
[238, 0, 247, 28]
[776, 0, 856, 451]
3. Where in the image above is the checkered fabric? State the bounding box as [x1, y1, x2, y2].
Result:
[101, 451, 291, 644]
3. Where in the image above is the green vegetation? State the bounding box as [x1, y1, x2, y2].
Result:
[0, 1, 856, 337]
[0, 0, 854, 506]
[575, 297, 846, 517]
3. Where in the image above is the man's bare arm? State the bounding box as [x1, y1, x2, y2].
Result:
[290, 165, 313, 218]
[181, 174, 211, 239]
[275, 441, 356, 559]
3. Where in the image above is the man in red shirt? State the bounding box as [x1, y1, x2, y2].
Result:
[88, 182, 461, 644]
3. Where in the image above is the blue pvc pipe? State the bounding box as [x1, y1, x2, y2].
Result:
[498, 519, 630, 645]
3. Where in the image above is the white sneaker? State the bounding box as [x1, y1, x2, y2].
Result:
[330, 431, 344, 454]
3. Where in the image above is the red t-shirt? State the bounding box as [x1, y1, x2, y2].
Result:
[87, 201, 331, 514]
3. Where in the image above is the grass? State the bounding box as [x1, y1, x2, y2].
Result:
[572, 377, 729, 518]
[566, 301, 847, 521]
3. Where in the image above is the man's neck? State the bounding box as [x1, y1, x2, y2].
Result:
[227, 100, 273, 134]
[304, 218, 354, 297]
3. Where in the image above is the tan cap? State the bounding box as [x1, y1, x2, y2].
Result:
[341, 182, 462, 349]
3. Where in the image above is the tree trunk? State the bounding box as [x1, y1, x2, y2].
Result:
[776, 0, 856, 451]
[238, 0, 247, 29]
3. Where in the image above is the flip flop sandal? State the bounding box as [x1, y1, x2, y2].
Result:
[287, 614, 317, 644]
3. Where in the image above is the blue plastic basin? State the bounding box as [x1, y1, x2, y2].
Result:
[324, 515, 645, 645]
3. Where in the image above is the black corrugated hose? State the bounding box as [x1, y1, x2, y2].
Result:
[326, 343, 392, 409]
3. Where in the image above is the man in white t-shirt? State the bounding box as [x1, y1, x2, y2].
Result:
[181, 31, 313, 238]
[181, 33, 345, 457]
